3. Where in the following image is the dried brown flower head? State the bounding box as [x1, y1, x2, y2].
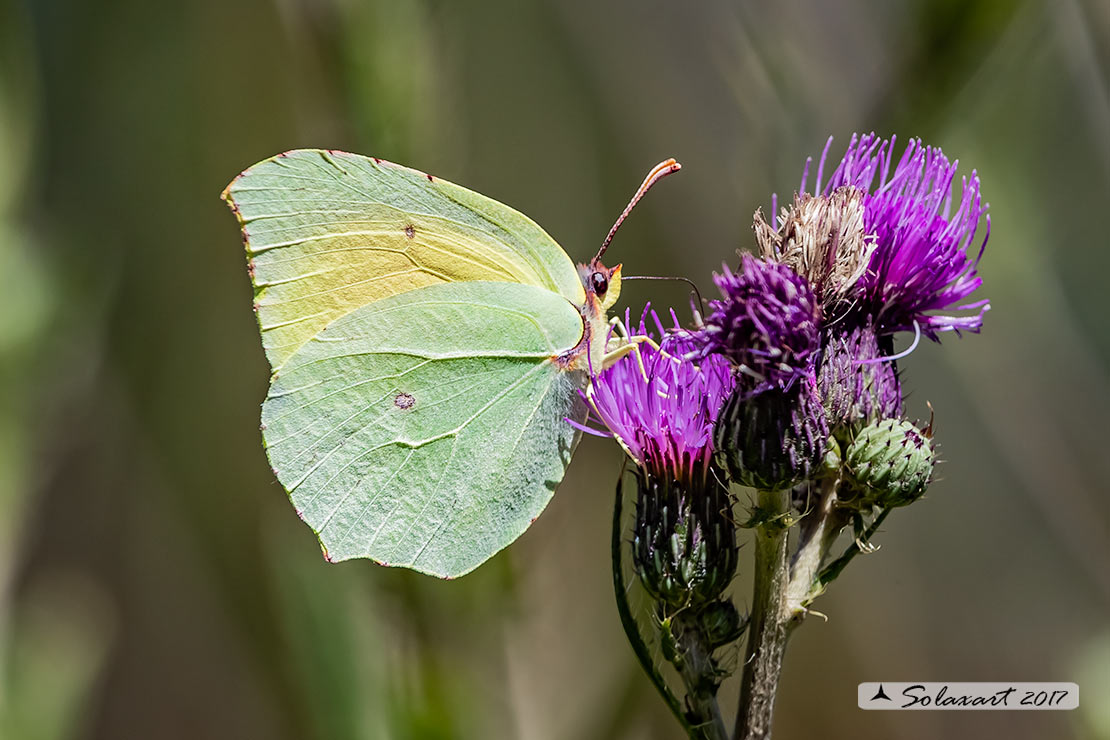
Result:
[753, 186, 874, 307]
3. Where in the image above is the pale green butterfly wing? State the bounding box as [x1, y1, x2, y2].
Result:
[262, 280, 588, 578]
[223, 149, 586, 370]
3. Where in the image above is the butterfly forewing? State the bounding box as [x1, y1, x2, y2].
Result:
[224, 150, 586, 370]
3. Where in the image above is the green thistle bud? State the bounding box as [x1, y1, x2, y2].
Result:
[697, 600, 744, 649]
[844, 418, 935, 507]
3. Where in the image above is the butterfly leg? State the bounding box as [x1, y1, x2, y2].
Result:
[601, 315, 663, 377]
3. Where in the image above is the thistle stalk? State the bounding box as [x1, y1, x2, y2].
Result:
[734, 489, 791, 740]
[784, 477, 846, 614]
[672, 614, 730, 740]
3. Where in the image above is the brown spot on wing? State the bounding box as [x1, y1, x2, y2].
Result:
[404, 225, 415, 239]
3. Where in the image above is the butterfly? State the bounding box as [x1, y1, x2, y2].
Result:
[223, 150, 679, 578]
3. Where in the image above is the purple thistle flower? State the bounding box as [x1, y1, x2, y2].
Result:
[577, 307, 734, 487]
[817, 323, 903, 432]
[700, 253, 821, 388]
[802, 133, 990, 339]
[714, 371, 829, 491]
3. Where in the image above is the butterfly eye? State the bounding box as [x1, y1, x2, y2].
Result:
[590, 271, 609, 296]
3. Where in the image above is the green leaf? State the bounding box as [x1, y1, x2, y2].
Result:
[262, 280, 587, 578]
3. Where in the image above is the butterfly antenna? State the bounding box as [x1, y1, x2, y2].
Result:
[595, 158, 682, 263]
[621, 275, 705, 311]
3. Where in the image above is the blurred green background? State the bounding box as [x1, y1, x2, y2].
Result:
[1, 0, 1108, 738]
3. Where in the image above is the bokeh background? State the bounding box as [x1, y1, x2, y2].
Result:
[2, 0, 1109, 738]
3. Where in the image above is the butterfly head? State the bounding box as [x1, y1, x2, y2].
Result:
[579, 261, 622, 313]
[570, 260, 623, 375]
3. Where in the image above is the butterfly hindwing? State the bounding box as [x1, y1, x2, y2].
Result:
[261, 281, 587, 578]
[224, 149, 586, 370]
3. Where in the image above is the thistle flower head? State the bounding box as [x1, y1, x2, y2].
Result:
[755, 186, 874, 307]
[632, 471, 737, 609]
[804, 133, 990, 339]
[817, 322, 903, 433]
[700, 253, 821, 387]
[580, 307, 734, 487]
[714, 374, 829, 491]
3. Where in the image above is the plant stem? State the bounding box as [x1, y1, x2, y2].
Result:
[816, 507, 891, 591]
[673, 616, 730, 740]
[784, 477, 844, 613]
[734, 489, 791, 740]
